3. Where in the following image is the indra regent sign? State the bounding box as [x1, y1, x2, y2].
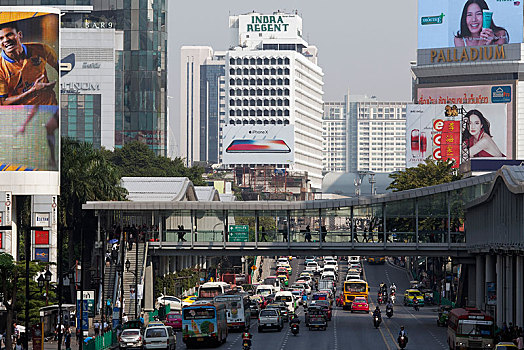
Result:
[247, 15, 289, 32]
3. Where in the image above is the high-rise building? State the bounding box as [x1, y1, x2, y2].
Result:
[223, 12, 324, 189]
[323, 95, 407, 173]
[16, 1, 168, 154]
[61, 28, 123, 149]
[179, 47, 226, 166]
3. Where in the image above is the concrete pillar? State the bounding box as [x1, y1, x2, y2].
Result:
[476, 255, 485, 309]
[467, 264, 476, 307]
[516, 256, 524, 328]
[169, 257, 176, 273]
[496, 255, 504, 327]
[505, 255, 514, 325]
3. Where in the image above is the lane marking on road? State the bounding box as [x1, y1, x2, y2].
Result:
[333, 307, 339, 350]
[384, 263, 447, 350]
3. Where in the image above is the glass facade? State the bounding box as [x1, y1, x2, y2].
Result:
[24, 0, 168, 155]
[61, 94, 102, 148]
[200, 64, 225, 163]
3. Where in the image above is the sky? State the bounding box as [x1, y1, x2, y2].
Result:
[167, 0, 417, 146]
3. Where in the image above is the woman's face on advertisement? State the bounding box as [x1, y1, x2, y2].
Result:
[466, 3, 483, 35]
[468, 114, 482, 136]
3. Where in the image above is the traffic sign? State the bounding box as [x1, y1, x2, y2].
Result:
[228, 225, 249, 242]
[251, 266, 257, 271]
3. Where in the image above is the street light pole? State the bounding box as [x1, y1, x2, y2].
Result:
[135, 234, 138, 320]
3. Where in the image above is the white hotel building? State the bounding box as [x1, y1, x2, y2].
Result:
[223, 12, 324, 189]
[323, 95, 407, 173]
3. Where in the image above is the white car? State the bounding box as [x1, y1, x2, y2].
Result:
[348, 256, 360, 264]
[324, 259, 338, 273]
[323, 266, 337, 277]
[305, 261, 319, 274]
[346, 273, 360, 281]
[321, 271, 336, 281]
[295, 280, 312, 294]
[155, 295, 182, 311]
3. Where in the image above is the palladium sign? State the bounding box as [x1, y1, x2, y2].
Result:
[247, 15, 289, 32]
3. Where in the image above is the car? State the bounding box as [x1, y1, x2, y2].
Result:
[305, 305, 327, 330]
[311, 292, 329, 302]
[495, 342, 518, 349]
[351, 297, 369, 313]
[295, 280, 312, 295]
[266, 302, 289, 322]
[299, 271, 313, 279]
[321, 271, 336, 281]
[403, 289, 425, 306]
[181, 295, 198, 306]
[305, 261, 320, 274]
[276, 267, 289, 277]
[324, 259, 338, 273]
[323, 266, 337, 277]
[155, 295, 182, 311]
[143, 326, 176, 350]
[258, 308, 283, 332]
[310, 300, 332, 320]
[277, 274, 289, 287]
[346, 273, 360, 281]
[164, 311, 182, 331]
[119, 328, 142, 350]
[146, 322, 165, 328]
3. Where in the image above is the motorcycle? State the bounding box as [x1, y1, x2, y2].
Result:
[373, 315, 381, 328]
[291, 323, 299, 336]
[398, 335, 408, 349]
[413, 302, 420, 311]
[391, 294, 396, 304]
[386, 307, 393, 319]
[377, 294, 383, 304]
[242, 340, 251, 350]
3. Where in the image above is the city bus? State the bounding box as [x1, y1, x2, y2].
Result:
[198, 282, 232, 299]
[214, 293, 250, 331]
[182, 303, 227, 347]
[342, 279, 369, 309]
[447, 308, 494, 349]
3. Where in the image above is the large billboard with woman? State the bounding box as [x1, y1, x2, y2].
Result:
[0, 7, 60, 195]
[418, 0, 523, 49]
[406, 104, 507, 168]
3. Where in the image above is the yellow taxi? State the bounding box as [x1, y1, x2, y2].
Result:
[495, 342, 517, 349]
[403, 289, 425, 306]
[182, 295, 198, 306]
[277, 274, 289, 287]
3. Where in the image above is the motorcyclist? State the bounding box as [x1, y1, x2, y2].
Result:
[242, 330, 252, 347]
[413, 297, 420, 310]
[290, 313, 300, 325]
[398, 326, 408, 345]
[373, 306, 382, 320]
[379, 282, 386, 293]
[390, 283, 397, 293]
[386, 300, 393, 312]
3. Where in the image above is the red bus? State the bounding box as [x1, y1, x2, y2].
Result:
[447, 308, 494, 349]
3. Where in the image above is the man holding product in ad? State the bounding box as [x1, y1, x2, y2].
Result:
[454, 0, 508, 46]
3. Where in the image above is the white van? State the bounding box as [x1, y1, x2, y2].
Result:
[256, 284, 275, 296]
[143, 326, 176, 350]
[348, 256, 360, 264]
[274, 291, 296, 313]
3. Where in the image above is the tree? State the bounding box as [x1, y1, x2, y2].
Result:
[0, 253, 51, 350]
[387, 159, 462, 192]
[60, 138, 127, 299]
[105, 141, 205, 185]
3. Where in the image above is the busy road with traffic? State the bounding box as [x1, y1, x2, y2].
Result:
[166, 256, 449, 349]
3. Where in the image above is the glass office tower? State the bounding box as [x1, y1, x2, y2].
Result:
[9, 0, 168, 155]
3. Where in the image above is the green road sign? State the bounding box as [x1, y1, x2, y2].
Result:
[228, 225, 249, 242]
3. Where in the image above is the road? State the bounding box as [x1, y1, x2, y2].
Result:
[175, 257, 449, 349]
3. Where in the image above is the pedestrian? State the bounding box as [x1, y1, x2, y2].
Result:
[94, 321, 100, 336]
[321, 226, 327, 242]
[260, 227, 267, 242]
[64, 328, 71, 350]
[15, 339, 22, 350]
[122, 313, 128, 324]
[304, 225, 312, 242]
[177, 225, 187, 242]
[103, 321, 108, 332]
[515, 329, 524, 350]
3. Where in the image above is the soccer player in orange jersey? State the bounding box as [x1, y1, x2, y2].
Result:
[0, 21, 58, 106]
[0, 21, 59, 169]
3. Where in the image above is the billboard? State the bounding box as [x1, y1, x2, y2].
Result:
[222, 124, 294, 165]
[418, 0, 523, 49]
[417, 85, 513, 159]
[406, 104, 507, 168]
[0, 7, 60, 195]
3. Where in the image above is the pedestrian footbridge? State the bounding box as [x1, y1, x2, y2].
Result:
[83, 172, 495, 257]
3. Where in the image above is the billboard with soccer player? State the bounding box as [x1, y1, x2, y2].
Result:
[0, 7, 60, 195]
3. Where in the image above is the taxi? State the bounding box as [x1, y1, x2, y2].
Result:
[495, 342, 518, 349]
[277, 267, 289, 277]
[182, 295, 198, 306]
[403, 289, 425, 306]
[277, 274, 289, 287]
[350, 297, 369, 313]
